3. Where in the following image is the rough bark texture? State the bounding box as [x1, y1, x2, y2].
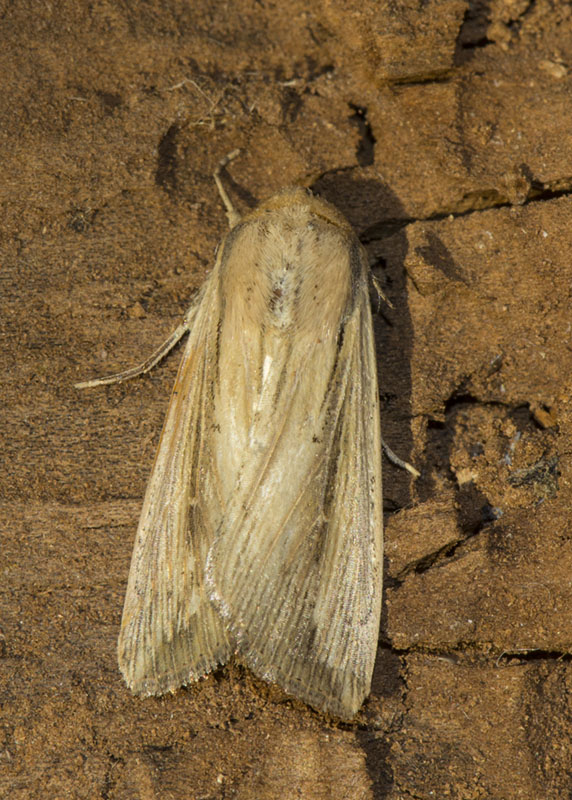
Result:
[2, 1, 572, 798]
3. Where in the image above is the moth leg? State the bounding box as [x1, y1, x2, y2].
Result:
[382, 440, 420, 478]
[370, 274, 394, 310]
[213, 149, 242, 228]
[369, 277, 417, 475]
[75, 306, 198, 389]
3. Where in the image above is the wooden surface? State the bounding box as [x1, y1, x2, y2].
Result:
[2, 1, 572, 797]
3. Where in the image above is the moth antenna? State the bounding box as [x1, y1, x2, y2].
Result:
[213, 149, 242, 228]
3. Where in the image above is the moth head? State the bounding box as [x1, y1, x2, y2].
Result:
[245, 187, 355, 234]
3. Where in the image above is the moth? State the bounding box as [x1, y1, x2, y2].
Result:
[77, 151, 385, 719]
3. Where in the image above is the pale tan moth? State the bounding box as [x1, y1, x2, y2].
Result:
[77, 151, 400, 719]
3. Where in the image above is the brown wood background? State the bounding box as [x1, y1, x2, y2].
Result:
[2, 1, 572, 797]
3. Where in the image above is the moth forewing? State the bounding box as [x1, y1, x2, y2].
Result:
[204, 192, 383, 720]
[90, 174, 383, 719]
[117, 256, 234, 695]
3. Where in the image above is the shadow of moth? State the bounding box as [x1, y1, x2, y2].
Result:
[77, 151, 384, 720]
